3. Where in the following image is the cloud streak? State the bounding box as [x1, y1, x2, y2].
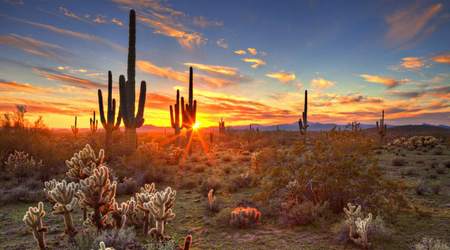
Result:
[0, 34, 69, 61]
[360, 74, 408, 88]
[266, 71, 296, 83]
[242, 58, 266, 68]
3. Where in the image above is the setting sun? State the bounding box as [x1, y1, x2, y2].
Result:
[193, 122, 201, 130]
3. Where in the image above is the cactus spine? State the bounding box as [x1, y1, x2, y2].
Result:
[23, 202, 48, 250]
[170, 89, 182, 145]
[119, 9, 147, 150]
[298, 90, 308, 139]
[98, 71, 122, 150]
[218, 118, 225, 134]
[376, 110, 387, 143]
[71, 116, 79, 137]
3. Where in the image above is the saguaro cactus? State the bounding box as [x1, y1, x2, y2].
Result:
[23, 202, 48, 250]
[218, 118, 225, 134]
[98, 71, 122, 150]
[119, 9, 147, 150]
[350, 121, 361, 132]
[376, 110, 387, 144]
[170, 89, 182, 145]
[71, 116, 79, 137]
[90, 111, 98, 134]
[181, 67, 197, 134]
[298, 90, 308, 137]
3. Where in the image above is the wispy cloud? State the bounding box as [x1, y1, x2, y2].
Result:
[193, 16, 223, 28]
[247, 47, 257, 55]
[360, 74, 408, 88]
[0, 80, 47, 94]
[400, 57, 426, 70]
[111, 18, 123, 26]
[137, 60, 247, 88]
[59, 6, 84, 22]
[242, 58, 266, 68]
[33, 68, 104, 89]
[234, 50, 246, 55]
[432, 52, 450, 64]
[266, 71, 296, 83]
[216, 38, 228, 49]
[310, 77, 335, 89]
[184, 63, 238, 76]
[0, 34, 69, 61]
[93, 15, 107, 24]
[385, 3, 443, 47]
[3, 15, 125, 52]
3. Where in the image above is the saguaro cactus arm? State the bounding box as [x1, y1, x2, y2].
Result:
[98, 71, 122, 131]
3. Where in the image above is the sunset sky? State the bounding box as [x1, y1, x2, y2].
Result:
[0, 0, 449, 128]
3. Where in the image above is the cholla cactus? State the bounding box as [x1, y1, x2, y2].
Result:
[23, 202, 47, 250]
[99, 241, 115, 250]
[180, 235, 192, 250]
[414, 237, 450, 250]
[4, 150, 43, 179]
[146, 187, 176, 241]
[230, 206, 261, 228]
[343, 203, 373, 249]
[135, 183, 156, 234]
[66, 144, 104, 180]
[124, 197, 142, 227]
[207, 189, 215, 211]
[110, 202, 129, 230]
[46, 180, 79, 237]
[78, 165, 117, 231]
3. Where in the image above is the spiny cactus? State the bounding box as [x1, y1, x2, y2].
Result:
[98, 71, 122, 151]
[376, 110, 387, 144]
[146, 186, 176, 241]
[135, 183, 156, 235]
[110, 202, 129, 230]
[23, 202, 48, 250]
[179, 235, 192, 250]
[65, 144, 104, 180]
[230, 206, 261, 228]
[78, 165, 117, 231]
[298, 89, 308, 138]
[71, 116, 79, 137]
[119, 9, 147, 151]
[46, 180, 78, 237]
[181, 67, 197, 133]
[218, 118, 225, 134]
[4, 150, 43, 179]
[344, 203, 372, 249]
[170, 89, 182, 145]
[98, 241, 115, 250]
[90, 111, 98, 134]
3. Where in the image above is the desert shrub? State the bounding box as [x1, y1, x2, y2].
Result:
[392, 157, 408, 166]
[444, 160, 450, 168]
[116, 177, 138, 195]
[4, 150, 44, 181]
[256, 131, 408, 221]
[280, 199, 329, 226]
[414, 237, 450, 250]
[227, 172, 253, 193]
[92, 228, 143, 250]
[436, 167, 447, 175]
[416, 181, 430, 196]
[230, 206, 261, 228]
[0, 185, 43, 204]
[215, 207, 232, 226]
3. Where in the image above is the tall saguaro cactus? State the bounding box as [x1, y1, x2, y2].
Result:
[89, 111, 98, 134]
[181, 67, 197, 131]
[170, 89, 182, 145]
[71, 116, 79, 137]
[98, 71, 121, 151]
[218, 118, 225, 134]
[119, 9, 147, 150]
[376, 110, 387, 144]
[298, 90, 308, 138]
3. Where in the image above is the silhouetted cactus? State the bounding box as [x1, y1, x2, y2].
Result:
[90, 111, 98, 134]
[98, 71, 122, 151]
[298, 90, 308, 138]
[218, 118, 225, 134]
[181, 67, 197, 132]
[376, 110, 387, 144]
[119, 9, 147, 151]
[180, 235, 192, 250]
[350, 121, 361, 132]
[71, 116, 79, 137]
[170, 89, 182, 145]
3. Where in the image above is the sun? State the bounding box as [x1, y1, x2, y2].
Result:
[193, 122, 201, 130]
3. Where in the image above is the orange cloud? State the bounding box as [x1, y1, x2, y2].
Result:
[266, 71, 296, 83]
[234, 50, 246, 55]
[0, 80, 48, 94]
[184, 63, 238, 76]
[432, 52, 450, 64]
[34, 68, 104, 89]
[400, 57, 425, 70]
[111, 18, 123, 26]
[385, 3, 442, 47]
[310, 77, 335, 89]
[360, 74, 408, 88]
[0, 34, 68, 61]
[137, 60, 244, 88]
[138, 16, 206, 49]
[242, 58, 266, 68]
[247, 48, 257, 55]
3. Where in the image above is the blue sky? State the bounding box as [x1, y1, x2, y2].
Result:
[0, 0, 449, 127]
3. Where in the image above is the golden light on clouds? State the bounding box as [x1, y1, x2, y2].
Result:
[266, 72, 296, 83]
[400, 57, 425, 70]
[234, 49, 246, 55]
[432, 53, 450, 64]
[310, 77, 335, 89]
[242, 58, 266, 68]
[360, 74, 408, 88]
